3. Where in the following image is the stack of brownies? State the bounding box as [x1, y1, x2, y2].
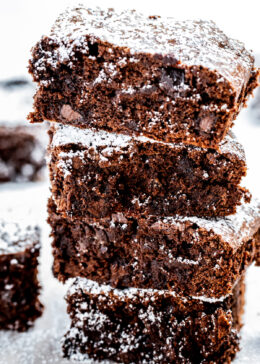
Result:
[29, 6, 260, 363]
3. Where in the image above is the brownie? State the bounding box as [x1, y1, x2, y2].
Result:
[0, 78, 46, 182]
[28, 6, 259, 149]
[62, 277, 244, 364]
[0, 219, 43, 331]
[48, 124, 250, 219]
[49, 197, 260, 299]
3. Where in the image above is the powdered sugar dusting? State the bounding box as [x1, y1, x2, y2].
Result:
[68, 278, 231, 304]
[51, 123, 245, 161]
[34, 5, 255, 95]
[0, 219, 40, 254]
[52, 124, 134, 150]
[160, 198, 260, 249]
[219, 132, 246, 161]
[57, 151, 85, 178]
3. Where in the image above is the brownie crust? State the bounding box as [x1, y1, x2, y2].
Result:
[49, 198, 260, 299]
[28, 6, 259, 149]
[62, 277, 244, 364]
[48, 124, 249, 219]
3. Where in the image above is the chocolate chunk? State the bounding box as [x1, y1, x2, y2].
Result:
[60, 104, 83, 122]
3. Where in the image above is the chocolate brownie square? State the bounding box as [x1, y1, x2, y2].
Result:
[0, 78, 46, 182]
[28, 6, 259, 148]
[49, 197, 260, 299]
[48, 124, 250, 219]
[0, 219, 43, 331]
[62, 277, 245, 363]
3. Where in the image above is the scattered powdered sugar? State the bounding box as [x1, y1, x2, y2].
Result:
[56, 151, 85, 178]
[158, 245, 202, 266]
[51, 123, 245, 161]
[0, 219, 40, 255]
[92, 69, 107, 85]
[190, 293, 230, 303]
[219, 131, 246, 161]
[35, 5, 254, 96]
[68, 278, 230, 304]
[160, 198, 260, 249]
[120, 85, 136, 95]
[51, 123, 133, 150]
[62, 327, 111, 362]
[174, 256, 200, 266]
[64, 277, 236, 360]
[75, 309, 109, 331]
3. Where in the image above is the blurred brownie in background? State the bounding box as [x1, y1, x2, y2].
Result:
[0, 218, 43, 331]
[0, 79, 46, 182]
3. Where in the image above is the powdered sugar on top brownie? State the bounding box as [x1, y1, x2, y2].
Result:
[51, 123, 246, 162]
[52, 123, 138, 150]
[36, 5, 255, 94]
[67, 278, 231, 304]
[159, 198, 260, 249]
[0, 219, 40, 254]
